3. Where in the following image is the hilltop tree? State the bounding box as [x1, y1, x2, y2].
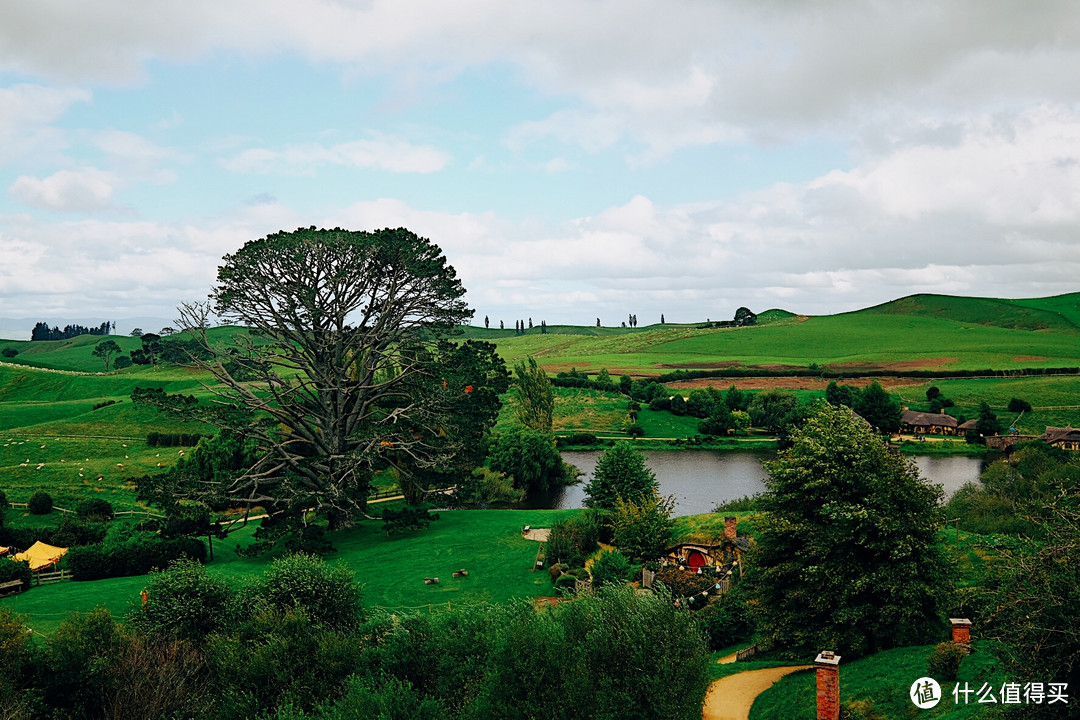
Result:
[91, 339, 122, 371]
[513, 356, 554, 433]
[752, 403, 951, 658]
[134, 227, 480, 539]
[734, 307, 757, 326]
[484, 315, 489, 329]
[584, 441, 658, 510]
[661, 314, 665, 324]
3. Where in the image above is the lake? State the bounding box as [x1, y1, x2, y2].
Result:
[524, 450, 988, 516]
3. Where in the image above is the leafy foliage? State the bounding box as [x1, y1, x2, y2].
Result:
[853, 381, 902, 432]
[251, 553, 363, 631]
[513, 356, 554, 432]
[611, 492, 675, 560]
[129, 558, 235, 641]
[583, 441, 659, 510]
[27, 491, 52, 515]
[380, 506, 439, 536]
[487, 427, 576, 494]
[590, 548, 632, 588]
[983, 493, 1080, 714]
[752, 402, 952, 658]
[545, 513, 601, 568]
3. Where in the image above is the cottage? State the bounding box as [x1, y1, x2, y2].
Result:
[1042, 425, 1080, 451]
[901, 410, 959, 436]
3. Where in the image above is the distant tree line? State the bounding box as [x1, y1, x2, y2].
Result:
[658, 365, 1080, 383]
[31, 321, 112, 341]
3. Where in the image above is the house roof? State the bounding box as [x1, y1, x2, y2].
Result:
[901, 410, 959, 428]
[957, 419, 978, 430]
[1043, 425, 1080, 443]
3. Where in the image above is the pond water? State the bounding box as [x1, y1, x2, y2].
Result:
[523, 450, 988, 516]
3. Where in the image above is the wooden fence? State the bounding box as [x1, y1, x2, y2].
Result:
[736, 644, 758, 662]
[5, 502, 162, 519]
[33, 569, 72, 586]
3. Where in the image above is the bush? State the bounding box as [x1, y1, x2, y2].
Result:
[76, 498, 114, 521]
[254, 553, 363, 631]
[555, 432, 598, 447]
[694, 589, 754, 650]
[653, 566, 716, 597]
[112, 355, 133, 370]
[590, 548, 631, 588]
[0, 558, 31, 591]
[0, 348, 17, 358]
[1007, 397, 1033, 413]
[66, 533, 206, 581]
[129, 558, 234, 641]
[545, 514, 601, 568]
[927, 641, 966, 681]
[28, 491, 53, 515]
[625, 423, 645, 437]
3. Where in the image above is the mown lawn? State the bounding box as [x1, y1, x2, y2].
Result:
[1, 508, 581, 636]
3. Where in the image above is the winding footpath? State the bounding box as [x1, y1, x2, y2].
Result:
[702, 663, 811, 720]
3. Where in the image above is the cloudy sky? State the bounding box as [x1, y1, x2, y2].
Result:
[3, 1, 1080, 330]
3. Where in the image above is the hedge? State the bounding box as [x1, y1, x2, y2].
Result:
[66, 536, 207, 581]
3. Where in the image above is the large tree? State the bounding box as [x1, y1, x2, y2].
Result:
[136, 227, 486, 534]
[752, 402, 952, 658]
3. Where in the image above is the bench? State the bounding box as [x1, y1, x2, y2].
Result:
[0, 579, 23, 598]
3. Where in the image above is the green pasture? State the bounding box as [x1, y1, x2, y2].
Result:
[1, 509, 579, 636]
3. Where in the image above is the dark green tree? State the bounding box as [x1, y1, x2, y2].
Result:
[135, 227, 473, 538]
[824, 380, 856, 407]
[584, 441, 659, 510]
[685, 389, 717, 419]
[724, 384, 749, 412]
[1007, 397, 1032, 413]
[747, 389, 799, 432]
[853, 381, 902, 432]
[733, 307, 757, 326]
[976, 401, 1002, 437]
[488, 428, 576, 494]
[91, 339, 122, 371]
[752, 403, 951, 658]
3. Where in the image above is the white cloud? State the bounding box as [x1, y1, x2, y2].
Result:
[223, 136, 449, 174]
[0, 84, 90, 165]
[9, 168, 117, 212]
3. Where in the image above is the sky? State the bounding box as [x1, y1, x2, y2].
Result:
[3, 1, 1080, 331]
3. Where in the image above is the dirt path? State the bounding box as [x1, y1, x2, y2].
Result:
[702, 665, 811, 720]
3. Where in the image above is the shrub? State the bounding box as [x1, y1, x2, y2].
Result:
[590, 549, 631, 588]
[0, 348, 16, 358]
[129, 558, 234, 641]
[67, 533, 206, 581]
[653, 566, 716, 597]
[625, 423, 645, 437]
[28, 491, 53, 515]
[611, 492, 675, 560]
[545, 514, 601, 568]
[254, 553, 363, 631]
[554, 574, 581, 591]
[1007, 397, 1033, 413]
[927, 641, 966, 681]
[76, 498, 114, 521]
[694, 589, 754, 650]
[112, 355, 133, 370]
[0, 559, 31, 591]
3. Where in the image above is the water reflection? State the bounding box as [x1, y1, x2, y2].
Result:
[525, 450, 988, 516]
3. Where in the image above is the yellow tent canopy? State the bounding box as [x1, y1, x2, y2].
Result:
[14, 541, 68, 571]
[0, 547, 9, 556]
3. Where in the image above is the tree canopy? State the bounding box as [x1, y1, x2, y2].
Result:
[584, 441, 659, 510]
[135, 227, 493, 539]
[751, 402, 951, 658]
[512, 356, 554, 432]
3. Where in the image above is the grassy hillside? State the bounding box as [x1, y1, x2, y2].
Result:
[864, 292, 1080, 331]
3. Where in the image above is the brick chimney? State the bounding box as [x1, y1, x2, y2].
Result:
[724, 515, 737, 541]
[950, 618, 972, 647]
[815, 650, 841, 720]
